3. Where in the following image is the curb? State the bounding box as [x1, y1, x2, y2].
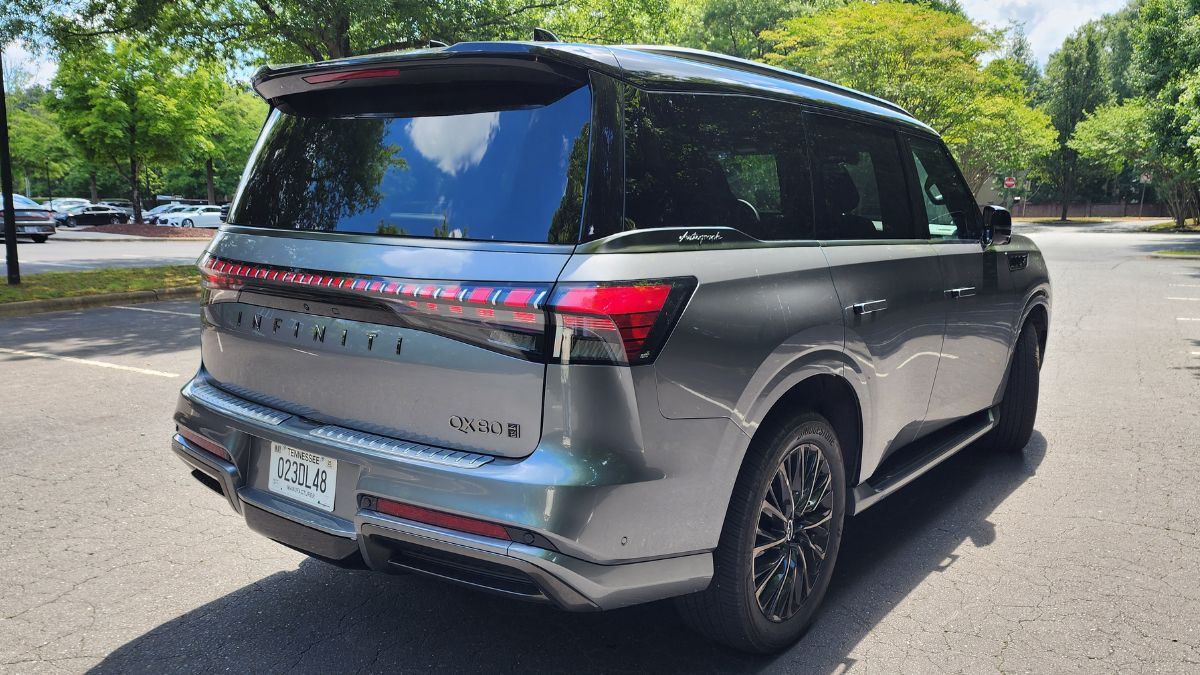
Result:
[0, 286, 201, 319]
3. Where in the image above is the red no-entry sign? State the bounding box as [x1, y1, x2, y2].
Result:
[1003, 176, 1017, 189]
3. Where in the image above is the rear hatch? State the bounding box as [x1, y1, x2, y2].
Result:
[199, 51, 595, 458]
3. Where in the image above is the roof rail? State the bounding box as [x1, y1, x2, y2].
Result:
[623, 45, 913, 119]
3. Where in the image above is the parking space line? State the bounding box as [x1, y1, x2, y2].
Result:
[1167, 297, 1200, 301]
[0, 347, 179, 378]
[1178, 317, 1200, 321]
[1169, 284, 1200, 287]
[112, 305, 196, 317]
[27, 261, 92, 269]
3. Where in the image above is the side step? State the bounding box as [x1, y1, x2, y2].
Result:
[852, 408, 996, 515]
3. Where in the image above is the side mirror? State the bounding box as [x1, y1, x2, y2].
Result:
[982, 204, 1012, 248]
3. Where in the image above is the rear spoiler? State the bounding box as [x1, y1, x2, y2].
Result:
[251, 43, 621, 104]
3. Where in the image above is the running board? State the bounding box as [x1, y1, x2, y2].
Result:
[852, 408, 997, 515]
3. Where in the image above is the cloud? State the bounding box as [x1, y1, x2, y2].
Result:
[1, 41, 58, 87]
[406, 112, 501, 176]
[958, 0, 1128, 65]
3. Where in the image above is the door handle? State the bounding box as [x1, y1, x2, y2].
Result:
[852, 299, 888, 315]
[945, 287, 976, 299]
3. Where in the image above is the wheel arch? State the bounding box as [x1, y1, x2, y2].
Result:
[746, 372, 864, 496]
[1023, 298, 1049, 361]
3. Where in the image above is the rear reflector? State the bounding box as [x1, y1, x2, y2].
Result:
[368, 497, 511, 541]
[178, 427, 232, 462]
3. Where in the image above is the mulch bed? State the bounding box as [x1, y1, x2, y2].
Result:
[77, 223, 216, 239]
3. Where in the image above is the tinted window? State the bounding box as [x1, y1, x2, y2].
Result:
[808, 114, 914, 240]
[620, 92, 814, 241]
[907, 135, 981, 240]
[230, 86, 592, 244]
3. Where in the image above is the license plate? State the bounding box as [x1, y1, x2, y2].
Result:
[268, 442, 337, 512]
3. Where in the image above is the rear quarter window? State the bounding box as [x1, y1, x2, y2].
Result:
[616, 92, 815, 242]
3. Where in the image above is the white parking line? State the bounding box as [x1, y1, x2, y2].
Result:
[112, 305, 196, 317]
[1167, 297, 1200, 301]
[1169, 284, 1200, 288]
[28, 261, 92, 268]
[0, 347, 179, 378]
[1179, 317, 1200, 321]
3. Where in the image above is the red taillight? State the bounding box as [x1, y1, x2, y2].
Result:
[370, 497, 511, 541]
[302, 68, 403, 84]
[549, 280, 694, 365]
[199, 255, 694, 366]
[178, 427, 232, 462]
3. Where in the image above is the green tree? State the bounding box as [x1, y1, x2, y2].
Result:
[1033, 25, 1109, 220]
[204, 85, 267, 202]
[1131, 0, 1200, 224]
[6, 102, 76, 197]
[762, 2, 1054, 195]
[50, 38, 221, 222]
[52, 0, 583, 63]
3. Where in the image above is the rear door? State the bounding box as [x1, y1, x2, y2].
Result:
[808, 113, 946, 460]
[199, 66, 595, 459]
[906, 135, 1014, 427]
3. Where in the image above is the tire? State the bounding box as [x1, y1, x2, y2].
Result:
[981, 324, 1040, 453]
[31, 235, 48, 243]
[182, 219, 194, 228]
[66, 217, 76, 227]
[109, 216, 120, 224]
[675, 412, 846, 653]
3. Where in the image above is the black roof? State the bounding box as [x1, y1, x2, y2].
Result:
[252, 42, 932, 133]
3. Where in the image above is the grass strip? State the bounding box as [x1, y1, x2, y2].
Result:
[0, 266, 199, 304]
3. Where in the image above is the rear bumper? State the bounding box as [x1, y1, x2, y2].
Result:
[171, 377, 715, 611]
[12, 223, 55, 236]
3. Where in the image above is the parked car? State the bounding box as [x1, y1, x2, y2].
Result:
[170, 42, 1050, 654]
[98, 198, 135, 215]
[161, 205, 224, 228]
[55, 204, 131, 227]
[148, 204, 194, 224]
[1, 194, 56, 243]
[40, 197, 91, 214]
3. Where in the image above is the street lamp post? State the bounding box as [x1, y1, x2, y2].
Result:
[1, 55, 22, 285]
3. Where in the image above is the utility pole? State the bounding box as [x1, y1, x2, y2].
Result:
[1, 55, 21, 285]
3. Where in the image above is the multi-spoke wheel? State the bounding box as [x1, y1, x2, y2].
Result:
[753, 442, 834, 622]
[676, 411, 846, 653]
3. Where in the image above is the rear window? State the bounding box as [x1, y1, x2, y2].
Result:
[229, 85, 592, 244]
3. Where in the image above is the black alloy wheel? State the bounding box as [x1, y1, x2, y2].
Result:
[754, 441, 834, 622]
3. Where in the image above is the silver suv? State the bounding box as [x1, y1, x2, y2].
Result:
[172, 42, 1050, 653]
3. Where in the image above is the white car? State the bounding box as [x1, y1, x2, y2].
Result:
[161, 205, 224, 228]
[41, 198, 91, 214]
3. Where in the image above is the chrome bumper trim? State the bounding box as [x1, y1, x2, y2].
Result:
[187, 382, 292, 426]
[310, 425, 493, 469]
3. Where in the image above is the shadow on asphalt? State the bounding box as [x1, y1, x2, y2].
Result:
[91, 433, 1046, 674]
[0, 302, 199, 360]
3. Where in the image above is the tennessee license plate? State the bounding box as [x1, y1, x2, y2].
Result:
[267, 442, 337, 512]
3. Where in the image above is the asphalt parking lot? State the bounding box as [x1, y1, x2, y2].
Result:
[0, 238, 209, 275]
[1, 227, 1198, 673]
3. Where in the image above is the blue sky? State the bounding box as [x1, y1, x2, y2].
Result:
[959, 0, 1129, 65]
[3, 1, 1129, 86]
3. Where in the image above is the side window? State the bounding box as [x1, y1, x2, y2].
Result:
[808, 114, 914, 240]
[621, 92, 814, 241]
[907, 135, 981, 240]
